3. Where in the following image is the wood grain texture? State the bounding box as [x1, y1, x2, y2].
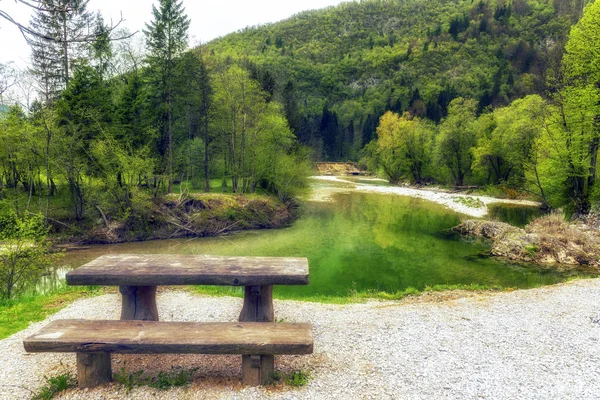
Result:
[239, 285, 274, 322]
[119, 286, 159, 321]
[66, 254, 309, 286]
[23, 320, 314, 355]
[242, 354, 274, 385]
[76, 352, 112, 388]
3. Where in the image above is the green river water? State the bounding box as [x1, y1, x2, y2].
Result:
[44, 182, 580, 300]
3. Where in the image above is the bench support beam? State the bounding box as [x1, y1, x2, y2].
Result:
[242, 354, 274, 385]
[76, 352, 112, 388]
[239, 285, 274, 322]
[119, 285, 159, 321]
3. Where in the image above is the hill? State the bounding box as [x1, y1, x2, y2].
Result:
[206, 0, 590, 160]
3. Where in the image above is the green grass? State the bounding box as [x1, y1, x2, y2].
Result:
[192, 283, 507, 305]
[32, 372, 76, 400]
[270, 370, 312, 387]
[114, 367, 197, 392]
[0, 285, 104, 340]
[148, 367, 197, 390]
[453, 196, 485, 209]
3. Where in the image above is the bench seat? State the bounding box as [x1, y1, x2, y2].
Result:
[24, 319, 313, 387]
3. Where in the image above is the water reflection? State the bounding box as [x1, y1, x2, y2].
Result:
[487, 203, 545, 227]
[35, 265, 71, 295]
[48, 190, 583, 299]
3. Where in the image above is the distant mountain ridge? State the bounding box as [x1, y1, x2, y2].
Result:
[206, 0, 591, 161]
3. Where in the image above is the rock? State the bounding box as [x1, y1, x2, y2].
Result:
[452, 220, 521, 240]
[453, 216, 600, 271]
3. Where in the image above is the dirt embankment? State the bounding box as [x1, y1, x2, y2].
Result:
[315, 162, 366, 175]
[453, 214, 600, 270]
[78, 194, 295, 244]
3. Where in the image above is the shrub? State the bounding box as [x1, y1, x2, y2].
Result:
[0, 212, 59, 300]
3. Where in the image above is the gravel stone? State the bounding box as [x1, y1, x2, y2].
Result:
[1, 279, 600, 399]
[311, 176, 540, 217]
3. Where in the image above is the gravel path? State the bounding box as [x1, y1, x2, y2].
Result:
[2, 279, 600, 399]
[310, 176, 540, 217]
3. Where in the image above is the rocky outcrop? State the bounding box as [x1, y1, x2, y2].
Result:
[453, 215, 600, 270]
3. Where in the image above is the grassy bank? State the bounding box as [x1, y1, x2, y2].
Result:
[191, 283, 510, 305]
[0, 178, 297, 245]
[81, 191, 295, 244]
[0, 285, 105, 339]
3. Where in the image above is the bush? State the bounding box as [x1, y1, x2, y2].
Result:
[0, 212, 59, 300]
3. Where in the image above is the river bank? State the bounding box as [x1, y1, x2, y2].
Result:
[61, 193, 295, 245]
[453, 214, 600, 271]
[3, 279, 599, 399]
[310, 176, 540, 217]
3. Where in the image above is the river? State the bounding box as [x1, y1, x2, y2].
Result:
[37, 179, 583, 300]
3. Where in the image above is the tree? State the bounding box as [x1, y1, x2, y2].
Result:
[173, 50, 212, 191]
[27, 0, 94, 100]
[213, 65, 267, 192]
[0, 212, 56, 300]
[554, 1, 600, 213]
[367, 111, 434, 184]
[144, 0, 190, 194]
[474, 95, 546, 186]
[436, 98, 478, 186]
[54, 61, 113, 220]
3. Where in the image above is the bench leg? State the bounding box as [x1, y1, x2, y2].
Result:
[76, 352, 112, 388]
[241, 355, 274, 385]
[239, 285, 274, 322]
[119, 285, 159, 321]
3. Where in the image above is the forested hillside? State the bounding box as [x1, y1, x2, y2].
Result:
[207, 0, 590, 161]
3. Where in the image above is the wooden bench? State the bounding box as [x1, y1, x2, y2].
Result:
[66, 254, 309, 322]
[24, 319, 313, 387]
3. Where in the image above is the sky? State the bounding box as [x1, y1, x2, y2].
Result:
[0, 0, 349, 68]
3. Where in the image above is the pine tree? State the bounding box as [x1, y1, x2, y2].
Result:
[144, 0, 190, 193]
[27, 0, 94, 102]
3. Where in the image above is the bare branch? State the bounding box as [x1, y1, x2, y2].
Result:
[0, 4, 138, 43]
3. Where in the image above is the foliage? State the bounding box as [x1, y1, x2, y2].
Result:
[28, 0, 95, 101]
[436, 98, 479, 186]
[364, 111, 435, 183]
[552, 0, 600, 214]
[0, 212, 58, 300]
[32, 372, 76, 400]
[206, 0, 590, 161]
[453, 196, 485, 209]
[144, 0, 191, 193]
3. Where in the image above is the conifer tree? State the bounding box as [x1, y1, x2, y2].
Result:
[27, 0, 94, 101]
[144, 0, 190, 193]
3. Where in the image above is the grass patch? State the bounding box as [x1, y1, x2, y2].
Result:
[113, 367, 197, 392]
[148, 367, 197, 390]
[453, 196, 485, 209]
[0, 285, 104, 339]
[191, 283, 506, 305]
[270, 370, 311, 387]
[32, 372, 76, 400]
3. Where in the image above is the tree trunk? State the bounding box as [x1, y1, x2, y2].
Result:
[167, 94, 173, 194]
[204, 109, 210, 192]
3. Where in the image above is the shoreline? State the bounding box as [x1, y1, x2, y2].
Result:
[310, 176, 540, 217]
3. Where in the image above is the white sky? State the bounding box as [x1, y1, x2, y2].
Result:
[0, 0, 349, 68]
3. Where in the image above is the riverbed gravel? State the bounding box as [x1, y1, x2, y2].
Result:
[311, 176, 540, 217]
[1, 279, 600, 399]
